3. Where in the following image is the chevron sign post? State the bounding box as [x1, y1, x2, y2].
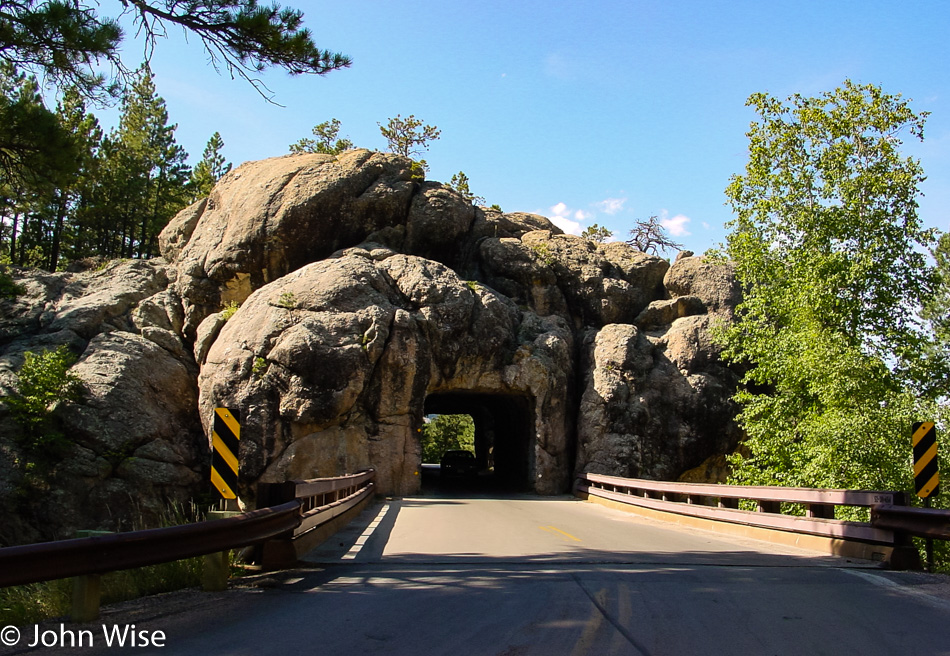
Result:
[211, 408, 241, 501]
[912, 421, 939, 500]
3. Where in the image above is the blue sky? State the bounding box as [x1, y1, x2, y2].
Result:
[106, 0, 950, 255]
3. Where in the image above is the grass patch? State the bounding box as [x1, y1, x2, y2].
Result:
[0, 558, 204, 626]
[0, 502, 225, 626]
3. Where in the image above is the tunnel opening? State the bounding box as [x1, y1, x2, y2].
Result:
[421, 392, 535, 493]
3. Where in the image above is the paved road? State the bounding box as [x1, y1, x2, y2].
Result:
[8, 493, 950, 655]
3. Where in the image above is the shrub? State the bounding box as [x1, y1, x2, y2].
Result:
[0, 269, 25, 299]
[4, 346, 83, 450]
[220, 300, 240, 321]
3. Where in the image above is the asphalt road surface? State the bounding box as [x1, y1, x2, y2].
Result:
[7, 493, 950, 656]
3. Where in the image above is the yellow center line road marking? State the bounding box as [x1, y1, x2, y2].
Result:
[539, 525, 582, 542]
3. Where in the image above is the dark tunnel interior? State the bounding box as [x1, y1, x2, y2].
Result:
[422, 392, 535, 493]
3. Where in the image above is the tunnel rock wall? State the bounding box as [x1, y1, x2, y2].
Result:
[197, 246, 575, 498]
[1, 149, 745, 544]
[179, 151, 743, 498]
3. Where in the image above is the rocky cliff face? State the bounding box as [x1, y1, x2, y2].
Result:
[0, 260, 203, 544]
[0, 149, 741, 542]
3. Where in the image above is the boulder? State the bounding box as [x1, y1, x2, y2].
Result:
[1, 151, 746, 543]
[575, 323, 741, 481]
[0, 261, 202, 544]
[198, 250, 575, 499]
[165, 150, 419, 338]
[664, 255, 741, 316]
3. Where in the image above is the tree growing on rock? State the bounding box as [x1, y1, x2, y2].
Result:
[379, 114, 440, 172]
[720, 80, 943, 493]
[582, 224, 613, 243]
[448, 171, 484, 205]
[289, 118, 353, 155]
[626, 216, 682, 255]
[4, 345, 83, 450]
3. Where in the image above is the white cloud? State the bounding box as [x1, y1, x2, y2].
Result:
[547, 202, 582, 235]
[544, 53, 580, 80]
[596, 198, 627, 215]
[660, 211, 692, 237]
[574, 209, 593, 221]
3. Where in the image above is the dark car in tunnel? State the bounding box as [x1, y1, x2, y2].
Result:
[440, 450, 478, 477]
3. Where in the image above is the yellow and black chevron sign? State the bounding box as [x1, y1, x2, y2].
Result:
[913, 421, 939, 499]
[211, 408, 240, 500]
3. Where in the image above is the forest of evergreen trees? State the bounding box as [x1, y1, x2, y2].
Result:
[0, 64, 230, 272]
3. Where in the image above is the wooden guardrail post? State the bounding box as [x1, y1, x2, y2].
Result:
[72, 574, 101, 623]
[202, 510, 241, 591]
[71, 530, 111, 622]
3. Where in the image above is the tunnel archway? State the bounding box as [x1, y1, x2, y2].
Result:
[423, 392, 535, 492]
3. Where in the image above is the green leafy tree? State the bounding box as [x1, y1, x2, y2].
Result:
[289, 118, 352, 155]
[720, 81, 941, 492]
[379, 114, 440, 172]
[189, 132, 232, 201]
[448, 171, 484, 205]
[420, 414, 475, 463]
[4, 345, 83, 449]
[924, 232, 950, 397]
[582, 224, 613, 243]
[0, 1, 350, 100]
[626, 215, 682, 255]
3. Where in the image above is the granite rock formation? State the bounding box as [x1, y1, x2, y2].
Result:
[0, 149, 742, 542]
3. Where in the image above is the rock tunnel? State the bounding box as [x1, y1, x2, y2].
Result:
[423, 392, 536, 492]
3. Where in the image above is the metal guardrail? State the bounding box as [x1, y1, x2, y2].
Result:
[257, 469, 376, 567]
[575, 472, 904, 545]
[871, 504, 950, 540]
[0, 501, 301, 588]
[0, 469, 376, 589]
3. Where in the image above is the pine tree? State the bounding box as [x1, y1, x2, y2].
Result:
[189, 132, 232, 202]
[47, 88, 103, 269]
[0, 1, 350, 101]
[379, 114, 440, 172]
[90, 67, 190, 259]
[0, 64, 78, 266]
[448, 171, 485, 205]
[289, 118, 352, 155]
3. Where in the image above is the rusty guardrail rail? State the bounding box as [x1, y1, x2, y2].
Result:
[575, 472, 920, 566]
[0, 469, 376, 589]
[871, 504, 950, 540]
[257, 469, 376, 568]
[0, 501, 301, 589]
